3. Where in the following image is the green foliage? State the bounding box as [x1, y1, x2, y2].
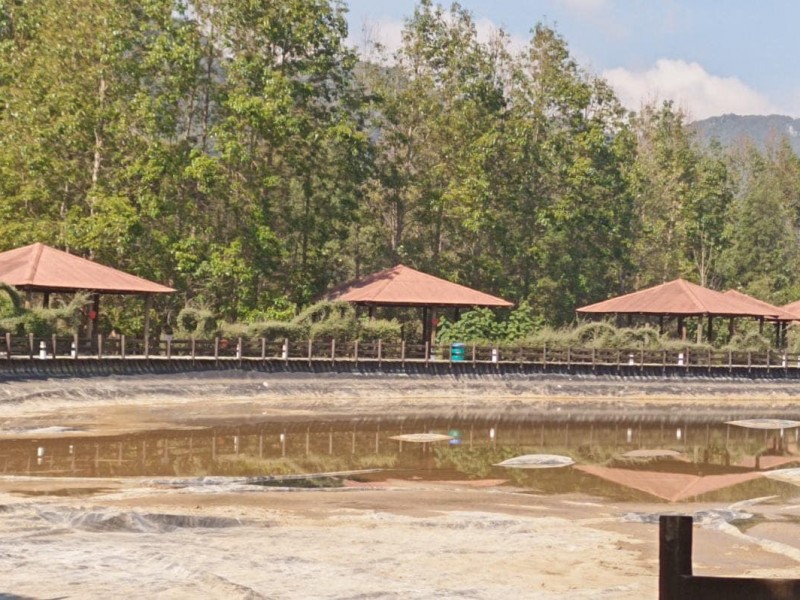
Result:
[724, 331, 773, 352]
[247, 320, 306, 341]
[176, 307, 217, 338]
[358, 318, 402, 342]
[437, 302, 542, 344]
[1, 0, 800, 334]
[292, 300, 356, 328]
[0, 292, 88, 336]
[0, 283, 22, 316]
[437, 308, 503, 344]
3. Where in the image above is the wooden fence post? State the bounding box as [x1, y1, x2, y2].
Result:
[97, 334, 103, 359]
[401, 340, 405, 365]
[377, 339, 382, 365]
[73, 333, 79, 360]
[51, 333, 57, 358]
[5, 332, 11, 360]
[659, 515, 693, 600]
[331, 339, 336, 363]
[28, 333, 34, 360]
[121, 335, 126, 360]
[307, 339, 313, 365]
[353, 340, 359, 364]
[425, 342, 430, 366]
[190, 337, 195, 363]
[261, 338, 266, 364]
[214, 336, 219, 366]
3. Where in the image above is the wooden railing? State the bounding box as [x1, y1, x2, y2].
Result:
[660, 515, 800, 599]
[3, 332, 800, 373]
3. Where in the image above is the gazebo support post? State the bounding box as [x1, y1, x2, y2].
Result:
[707, 315, 713, 343]
[658, 315, 664, 335]
[87, 293, 100, 350]
[677, 317, 685, 341]
[422, 306, 430, 346]
[728, 317, 735, 339]
[143, 294, 152, 356]
[42, 292, 50, 308]
[774, 321, 782, 348]
[759, 317, 764, 335]
[696, 315, 703, 344]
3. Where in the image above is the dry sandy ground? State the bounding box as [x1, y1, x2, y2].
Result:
[1, 371, 800, 598]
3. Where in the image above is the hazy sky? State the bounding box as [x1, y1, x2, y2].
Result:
[344, 0, 800, 120]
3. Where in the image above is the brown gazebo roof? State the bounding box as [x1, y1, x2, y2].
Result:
[577, 278, 772, 318]
[723, 289, 798, 321]
[325, 264, 512, 308]
[0, 243, 174, 295]
[782, 300, 800, 320]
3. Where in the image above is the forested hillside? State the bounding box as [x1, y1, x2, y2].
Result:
[2, 0, 800, 330]
[692, 114, 800, 155]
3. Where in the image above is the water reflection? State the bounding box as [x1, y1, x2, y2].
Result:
[3, 416, 800, 503]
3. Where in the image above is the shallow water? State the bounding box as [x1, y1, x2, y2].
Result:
[2, 415, 799, 503]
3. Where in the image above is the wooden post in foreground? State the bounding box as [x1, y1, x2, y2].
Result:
[659, 515, 692, 600]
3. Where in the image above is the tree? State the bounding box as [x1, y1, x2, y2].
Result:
[719, 139, 800, 303]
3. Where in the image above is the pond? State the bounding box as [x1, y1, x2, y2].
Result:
[3, 414, 799, 503]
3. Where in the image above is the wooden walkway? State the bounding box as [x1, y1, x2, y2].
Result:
[4, 333, 800, 379]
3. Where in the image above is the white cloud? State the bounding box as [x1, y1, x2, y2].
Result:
[555, 0, 610, 14]
[347, 16, 405, 61]
[347, 16, 528, 63]
[603, 59, 782, 120]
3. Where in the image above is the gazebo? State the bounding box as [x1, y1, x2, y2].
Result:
[0, 243, 174, 341]
[325, 264, 512, 343]
[576, 278, 780, 342]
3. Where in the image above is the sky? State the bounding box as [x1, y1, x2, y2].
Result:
[343, 0, 800, 121]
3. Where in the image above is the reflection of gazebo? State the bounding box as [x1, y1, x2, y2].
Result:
[576, 279, 781, 342]
[575, 465, 764, 503]
[324, 264, 512, 343]
[0, 243, 174, 341]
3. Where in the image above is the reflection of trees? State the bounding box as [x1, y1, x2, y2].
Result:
[433, 446, 523, 479]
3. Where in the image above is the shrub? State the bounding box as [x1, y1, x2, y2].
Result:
[309, 317, 357, 341]
[247, 320, 306, 340]
[358, 318, 401, 342]
[0, 283, 22, 316]
[217, 321, 249, 339]
[176, 307, 217, 337]
[293, 300, 355, 328]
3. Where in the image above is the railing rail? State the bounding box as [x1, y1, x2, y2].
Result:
[3, 335, 800, 373]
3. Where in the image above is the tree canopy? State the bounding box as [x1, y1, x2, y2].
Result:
[2, 0, 799, 331]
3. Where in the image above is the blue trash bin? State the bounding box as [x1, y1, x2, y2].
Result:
[451, 342, 466, 362]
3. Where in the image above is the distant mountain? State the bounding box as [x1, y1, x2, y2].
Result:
[691, 114, 800, 154]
